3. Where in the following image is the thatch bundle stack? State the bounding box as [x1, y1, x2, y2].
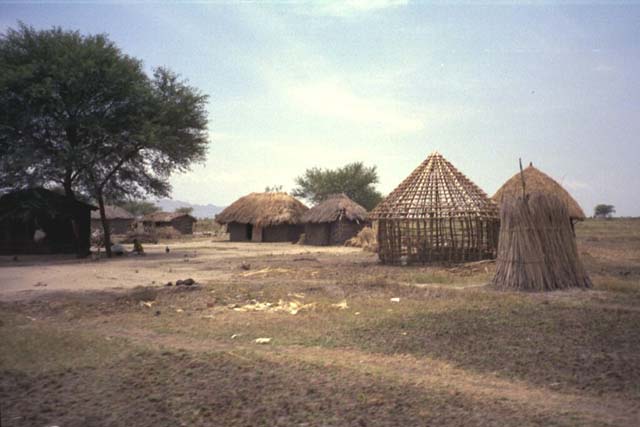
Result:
[344, 226, 378, 252]
[492, 192, 591, 291]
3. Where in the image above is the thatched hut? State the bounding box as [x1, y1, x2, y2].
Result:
[91, 205, 134, 234]
[493, 164, 586, 223]
[302, 194, 368, 246]
[216, 192, 308, 242]
[492, 192, 591, 291]
[142, 212, 197, 235]
[369, 152, 499, 265]
[0, 188, 95, 256]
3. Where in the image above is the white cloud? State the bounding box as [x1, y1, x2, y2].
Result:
[301, 0, 409, 17]
[287, 80, 424, 133]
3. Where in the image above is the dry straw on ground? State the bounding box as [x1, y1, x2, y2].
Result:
[345, 226, 378, 252]
[492, 192, 592, 291]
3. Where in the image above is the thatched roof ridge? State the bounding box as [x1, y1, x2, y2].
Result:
[215, 192, 308, 227]
[370, 152, 498, 220]
[301, 194, 368, 224]
[91, 205, 134, 220]
[143, 211, 196, 223]
[492, 165, 586, 220]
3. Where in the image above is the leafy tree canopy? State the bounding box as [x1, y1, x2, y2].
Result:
[594, 204, 615, 219]
[0, 23, 209, 255]
[292, 162, 383, 210]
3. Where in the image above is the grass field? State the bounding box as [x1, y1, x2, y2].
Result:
[1, 219, 639, 426]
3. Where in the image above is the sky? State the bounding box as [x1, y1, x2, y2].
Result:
[1, 1, 639, 216]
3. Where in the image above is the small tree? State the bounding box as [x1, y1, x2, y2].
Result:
[264, 185, 284, 192]
[293, 162, 383, 210]
[594, 204, 615, 219]
[175, 206, 194, 215]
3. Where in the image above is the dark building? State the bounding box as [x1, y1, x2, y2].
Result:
[142, 212, 197, 235]
[302, 194, 368, 246]
[0, 188, 96, 256]
[91, 205, 135, 235]
[216, 192, 308, 243]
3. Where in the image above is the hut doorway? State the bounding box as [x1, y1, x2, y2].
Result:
[246, 224, 253, 241]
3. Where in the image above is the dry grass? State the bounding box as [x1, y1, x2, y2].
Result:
[1, 218, 640, 426]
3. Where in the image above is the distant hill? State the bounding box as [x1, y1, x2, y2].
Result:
[154, 199, 225, 219]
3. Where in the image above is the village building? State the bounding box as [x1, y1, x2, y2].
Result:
[302, 194, 368, 246]
[492, 163, 586, 223]
[142, 212, 197, 235]
[91, 205, 135, 235]
[369, 151, 500, 265]
[0, 188, 95, 256]
[216, 192, 307, 242]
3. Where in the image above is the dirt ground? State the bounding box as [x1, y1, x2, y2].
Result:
[1, 219, 640, 426]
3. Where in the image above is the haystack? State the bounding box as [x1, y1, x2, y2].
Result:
[493, 164, 586, 221]
[301, 194, 368, 246]
[492, 192, 591, 291]
[369, 151, 499, 265]
[215, 192, 308, 242]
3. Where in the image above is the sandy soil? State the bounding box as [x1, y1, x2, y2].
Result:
[0, 238, 364, 299]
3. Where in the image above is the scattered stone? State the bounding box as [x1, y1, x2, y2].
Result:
[165, 246, 170, 253]
[154, 310, 161, 316]
[390, 297, 400, 303]
[241, 261, 251, 270]
[176, 308, 184, 313]
[165, 281, 173, 287]
[331, 300, 349, 310]
[255, 337, 272, 344]
[176, 278, 196, 287]
[33, 282, 47, 287]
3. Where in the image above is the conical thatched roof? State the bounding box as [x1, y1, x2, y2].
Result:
[493, 165, 586, 220]
[301, 194, 368, 224]
[215, 192, 308, 227]
[370, 152, 498, 220]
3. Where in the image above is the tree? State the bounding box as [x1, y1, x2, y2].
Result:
[292, 162, 383, 210]
[264, 185, 284, 192]
[594, 204, 615, 219]
[175, 206, 193, 215]
[116, 200, 160, 217]
[0, 24, 208, 256]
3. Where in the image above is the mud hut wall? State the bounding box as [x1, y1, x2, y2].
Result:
[262, 224, 303, 242]
[329, 219, 364, 245]
[228, 222, 250, 241]
[252, 225, 264, 242]
[0, 206, 91, 255]
[304, 223, 330, 246]
[377, 217, 499, 265]
[91, 218, 133, 235]
[171, 217, 195, 235]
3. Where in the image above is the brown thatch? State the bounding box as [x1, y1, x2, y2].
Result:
[143, 212, 195, 223]
[301, 194, 368, 224]
[492, 192, 591, 291]
[215, 192, 308, 227]
[369, 152, 499, 264]
[91, 205, 134, 220]
[493, 164, 586, 220]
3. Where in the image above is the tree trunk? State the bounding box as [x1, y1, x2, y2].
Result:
[97, 190, 113, 258]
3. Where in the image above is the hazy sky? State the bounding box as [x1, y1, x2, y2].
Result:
[2, 1, 639, 215]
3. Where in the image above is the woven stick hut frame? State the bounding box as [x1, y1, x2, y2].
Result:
[369, 152, 499, 265]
